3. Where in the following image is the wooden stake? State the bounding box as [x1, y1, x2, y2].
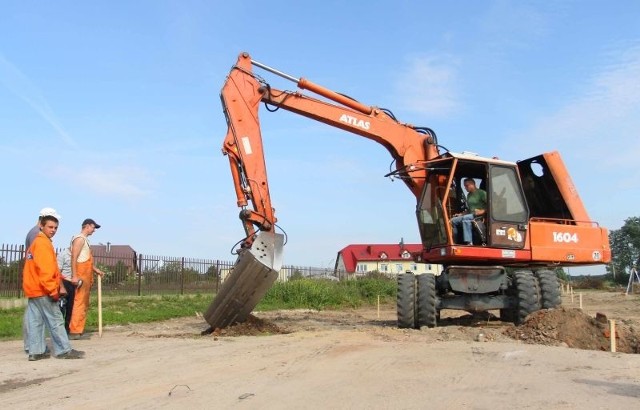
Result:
[579, 293, 583, 309]
[377, 295, 380, 319]
[98, 275, 103, 338]
[610, 320, 617, 353]
[571, 291, 574, 304]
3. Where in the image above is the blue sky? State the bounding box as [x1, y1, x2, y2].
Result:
[1, 1, 638, 273]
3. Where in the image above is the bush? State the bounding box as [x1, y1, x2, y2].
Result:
[571, 276, 605, 290]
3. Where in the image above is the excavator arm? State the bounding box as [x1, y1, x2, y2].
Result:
[221, 52, 441, 248]
[205, 52, 441, 330]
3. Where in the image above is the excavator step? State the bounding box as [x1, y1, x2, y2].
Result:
[204, 232, 284, 330]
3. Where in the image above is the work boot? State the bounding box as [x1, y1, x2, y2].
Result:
[57, 349, 85, 359]
[28, 352, 51, 361]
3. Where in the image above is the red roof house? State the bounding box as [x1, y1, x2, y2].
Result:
[90, 244, 138, 272]
[335, 243, 439, 277]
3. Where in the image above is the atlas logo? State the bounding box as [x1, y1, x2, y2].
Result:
[339, 114, 370, 130]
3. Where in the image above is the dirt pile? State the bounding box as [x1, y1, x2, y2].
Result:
[504, 307, 640, 353]
[209, 314, 289, 337]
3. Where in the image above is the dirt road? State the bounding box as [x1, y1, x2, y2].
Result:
[1, 291, 639, 409]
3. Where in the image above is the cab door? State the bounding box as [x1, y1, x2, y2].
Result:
[487, 165, 529, 249]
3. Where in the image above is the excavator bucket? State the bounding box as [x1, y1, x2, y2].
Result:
[204, 231, 284, 330]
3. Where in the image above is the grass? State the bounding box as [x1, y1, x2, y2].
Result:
[0, 278, 397, 340]
[258, 278, 396, 310]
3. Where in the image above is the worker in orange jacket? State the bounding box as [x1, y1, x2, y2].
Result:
[23, 215, 84, 360]
[69, 218, 104, 339]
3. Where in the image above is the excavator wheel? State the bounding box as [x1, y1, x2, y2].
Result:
[397, 272, 416, 329]
[506, 270, 540, 325]
[416, 274, 437, 328]
[535, 269, 562, 309]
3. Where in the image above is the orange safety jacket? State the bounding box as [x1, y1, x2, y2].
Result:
[22, 231, 61, 299]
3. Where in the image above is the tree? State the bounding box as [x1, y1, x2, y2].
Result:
[0, 259, 22, 284]
[105, 260, 128, 285]
[206, 265, 219, 280]
[607, 216, 640, 285]
[555, 267, 568, 282]
[289, 270, 304, 281]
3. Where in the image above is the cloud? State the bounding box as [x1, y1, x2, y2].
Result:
[0, 53, 76, 147]
[50, 164, 153, 200]
[393, 55, 460, 118]
[506, 41, 640, 228]
[512, 42, 640, 167]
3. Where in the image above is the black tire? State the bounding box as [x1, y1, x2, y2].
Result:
[416, 274, 437, 328]
[511, 270, 540, 325]
[397, 273, 416, 329]
[535, 269, 562, 309]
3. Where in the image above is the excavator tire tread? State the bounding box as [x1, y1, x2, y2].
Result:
[416, 274, 437, 328]
[397, 273, 416, 329]
[512, 270, 540, 325]
[535, 269, 562, 309]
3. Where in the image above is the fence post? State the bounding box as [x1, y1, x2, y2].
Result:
[18, 244, 25, 298]
[215, 260, 220, 293]
[180, 257, 185, 295]
[137, 254, 143, 296]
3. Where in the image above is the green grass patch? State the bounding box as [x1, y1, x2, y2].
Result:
[0, 278, 396, 340]
[0, 308, 24, 340]
[258, 278, 396, 310]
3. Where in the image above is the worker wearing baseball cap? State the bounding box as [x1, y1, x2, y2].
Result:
[68, 218, 105, 339]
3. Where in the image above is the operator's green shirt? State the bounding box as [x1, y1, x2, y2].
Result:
[467, 189, 487, 213]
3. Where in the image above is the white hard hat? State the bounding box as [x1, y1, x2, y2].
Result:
[39, 207, 61, 220]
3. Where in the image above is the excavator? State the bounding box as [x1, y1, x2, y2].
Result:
[204, 52, 611, 330]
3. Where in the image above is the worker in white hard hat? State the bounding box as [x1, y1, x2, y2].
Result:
[25, 208, 62, 250]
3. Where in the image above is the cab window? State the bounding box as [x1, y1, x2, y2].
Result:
[489, 166, 528, 223]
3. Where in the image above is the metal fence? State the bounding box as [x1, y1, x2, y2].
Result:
[0, 243, 342, 298]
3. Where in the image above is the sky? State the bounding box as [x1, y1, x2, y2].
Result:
[1, 1, 639, 273]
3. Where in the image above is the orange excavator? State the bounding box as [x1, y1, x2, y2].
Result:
[204, 52, 611, 330]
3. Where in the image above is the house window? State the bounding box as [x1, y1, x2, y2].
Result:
[395, 264, 403, 273]
[380, 264, 388, 273]
[410, 263, 417, 272]
[356, 263, 367, 273]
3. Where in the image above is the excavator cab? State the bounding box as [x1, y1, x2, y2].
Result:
[416, 152, 530, 263]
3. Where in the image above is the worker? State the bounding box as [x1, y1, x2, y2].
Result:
[23, 214, 84, 360]
[23, 207, 60, 356]
[68, 218, 105, 340]
[57, 246, 76, 333]
[450, 178, 487, 245]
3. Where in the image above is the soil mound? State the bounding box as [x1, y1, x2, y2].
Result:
[504, 307, 640, 353]
[209, 314, 289, 337]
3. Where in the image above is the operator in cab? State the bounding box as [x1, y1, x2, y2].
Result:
[451, 178, 487, 245]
